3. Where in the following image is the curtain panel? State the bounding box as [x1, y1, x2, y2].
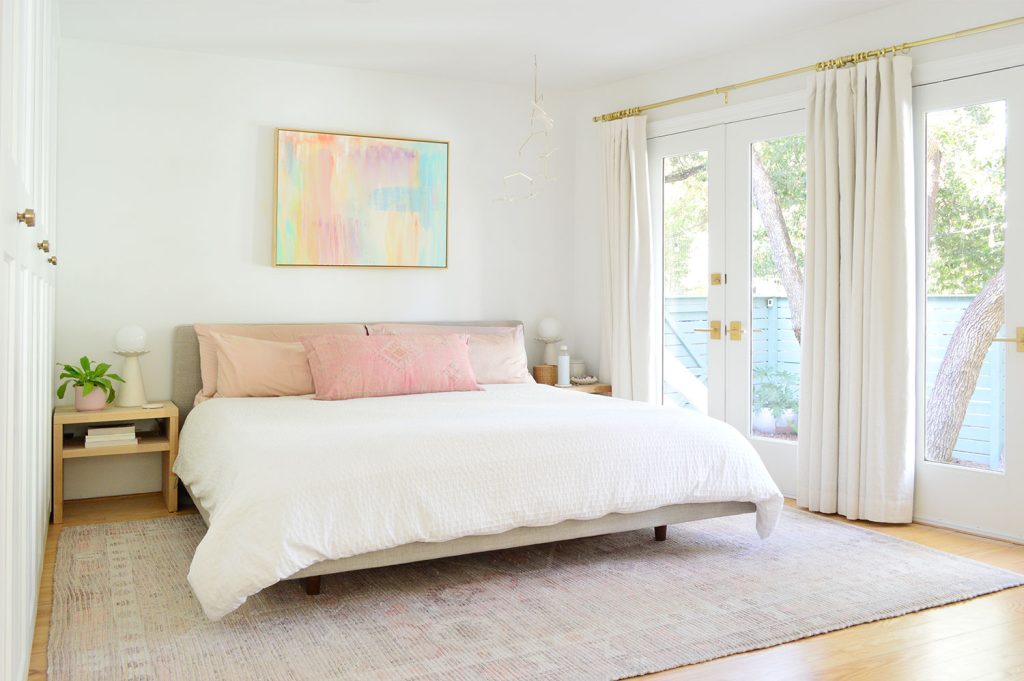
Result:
[798, 55, 917, 522]
[599, 116, 660, 402]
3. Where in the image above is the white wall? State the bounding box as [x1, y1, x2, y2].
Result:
[57, 41, 576, 499]
[570, 0, 1024, 375]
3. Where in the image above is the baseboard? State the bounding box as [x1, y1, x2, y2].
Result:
[911, 515, 1024, 546]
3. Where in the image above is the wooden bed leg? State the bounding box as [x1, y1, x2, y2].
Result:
[654, 525, 667, 541]
[303, 576, 321, 596]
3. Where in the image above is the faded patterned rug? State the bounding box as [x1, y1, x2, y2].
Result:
[49, 508, 1022, 680]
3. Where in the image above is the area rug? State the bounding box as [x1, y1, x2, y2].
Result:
[48, 508, 1022, 680]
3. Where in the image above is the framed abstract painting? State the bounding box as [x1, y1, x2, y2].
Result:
[273, 128, 449, 268]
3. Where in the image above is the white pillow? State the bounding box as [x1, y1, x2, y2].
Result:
[366, 324, 534, 384]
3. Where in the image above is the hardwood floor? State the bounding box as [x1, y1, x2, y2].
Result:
[29, 496, 1024, 680]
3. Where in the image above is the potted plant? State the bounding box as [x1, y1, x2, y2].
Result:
[752, 366, 799, 435]
[57, 357, 124, 412]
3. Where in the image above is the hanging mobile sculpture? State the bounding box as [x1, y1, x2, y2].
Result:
[497, 55, 557, 202]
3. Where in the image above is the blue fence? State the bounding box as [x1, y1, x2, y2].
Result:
[664, 295, 1005, 466]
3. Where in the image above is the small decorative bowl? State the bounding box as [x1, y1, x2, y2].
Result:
[571, 375, 599, 385]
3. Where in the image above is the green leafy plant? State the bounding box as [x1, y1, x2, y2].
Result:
[752, 365, 798, 418]
[56, 356, 124, 404]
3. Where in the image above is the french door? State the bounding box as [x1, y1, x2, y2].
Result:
[650, 109, 805, 495]
[913, 67, 1023, 541]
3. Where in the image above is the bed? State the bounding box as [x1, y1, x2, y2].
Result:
[171, 322, 784, 621]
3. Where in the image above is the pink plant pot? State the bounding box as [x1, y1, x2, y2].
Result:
[74, 385, 108, 412]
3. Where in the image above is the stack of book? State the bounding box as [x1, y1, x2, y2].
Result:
[84, 425, 139, 448]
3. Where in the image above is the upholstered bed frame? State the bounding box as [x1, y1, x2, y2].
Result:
[171, 322, 755, 595]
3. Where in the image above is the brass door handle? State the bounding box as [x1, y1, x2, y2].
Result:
[694, 321, 722, 340]
[36, 240, 49, 252]
[47, 256, 57, 266]
[992, 327, 1023, 352]
[17, 209, 35, 226]
[729, 321, 745, 341]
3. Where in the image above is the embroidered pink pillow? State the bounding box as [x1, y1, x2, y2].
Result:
[301, 334, 481, 400]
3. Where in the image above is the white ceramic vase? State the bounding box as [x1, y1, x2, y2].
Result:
[752, 408, 776, 435]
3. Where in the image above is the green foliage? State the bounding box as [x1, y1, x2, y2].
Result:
[928, 102, 1005, 295]
[56, 356, 125, 404]
[752, 136, 806, 284]
[752, 365, 798, 418]
[663, 152, 708, 296]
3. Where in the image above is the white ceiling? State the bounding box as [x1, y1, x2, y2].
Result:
[59, 0, 896, 89]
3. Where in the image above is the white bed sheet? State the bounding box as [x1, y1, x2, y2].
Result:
[174, 384, 784, 620]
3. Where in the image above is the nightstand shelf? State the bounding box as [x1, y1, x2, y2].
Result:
[52, 401, 179, 524]
[61, 432, 173, 459]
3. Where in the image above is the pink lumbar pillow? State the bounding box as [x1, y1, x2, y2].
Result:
[211, 332, 315, 398]
[366, 324, 534, 384]
[301, 334, 481, 400]
[193, 323, 367, 398]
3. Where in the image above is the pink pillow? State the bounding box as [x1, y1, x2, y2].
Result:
[194, 323, 366, 397]
[366, 324, 534, 384]
[211, 333, 314, 397]
[301, 334, 481, 400]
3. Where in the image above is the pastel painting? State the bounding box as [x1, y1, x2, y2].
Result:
[274, 129, 448, 267]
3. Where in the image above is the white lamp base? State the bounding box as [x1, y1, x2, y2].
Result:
[114, 350, 149, 407]
[536, 336, 563, 365]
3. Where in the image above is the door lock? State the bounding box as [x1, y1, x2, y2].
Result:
[695, 320, 722, 340]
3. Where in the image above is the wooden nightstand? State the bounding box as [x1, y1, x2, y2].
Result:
[559, 383, 612, 396]
[52, 401, 179, 524]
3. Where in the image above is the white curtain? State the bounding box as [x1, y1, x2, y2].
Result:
[798, 55, 916, 522]
[599, 116, 659, 402]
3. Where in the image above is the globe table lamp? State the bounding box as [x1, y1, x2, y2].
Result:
[535, 317, 563, 365]
[114, 325, 149, 407]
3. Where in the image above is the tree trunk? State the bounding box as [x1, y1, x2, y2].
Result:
[751, 150, 804, 343]
[663, 162, 706, 184]
[926, 269, 1005, 463]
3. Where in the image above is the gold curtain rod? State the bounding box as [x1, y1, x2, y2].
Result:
[592, 16, 1024, 123]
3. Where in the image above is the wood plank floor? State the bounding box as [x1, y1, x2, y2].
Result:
[29, 495, 1024, 680]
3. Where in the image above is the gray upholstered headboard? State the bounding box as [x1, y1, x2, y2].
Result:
[171, 320, 525, 424]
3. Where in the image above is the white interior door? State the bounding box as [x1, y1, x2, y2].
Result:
[650, 110, 805, 495]
[0, 0, 57, 677]
[912, 67, 1024, 541]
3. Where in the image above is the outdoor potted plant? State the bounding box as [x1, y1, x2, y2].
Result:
[752, 366, 799, 436]
[57, 356, 124, 412]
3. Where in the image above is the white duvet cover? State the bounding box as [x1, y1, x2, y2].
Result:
[175, 384, 783, 620]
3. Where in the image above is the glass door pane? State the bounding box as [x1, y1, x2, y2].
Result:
[663, 151, 710, 412]
[924, 101, 1007, 472]
[749, 135, 806, 441]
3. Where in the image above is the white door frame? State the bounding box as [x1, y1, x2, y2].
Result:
[724, 110, 804, 498]
[649, 126, 726, 419]
[912, 66, 1024, 542]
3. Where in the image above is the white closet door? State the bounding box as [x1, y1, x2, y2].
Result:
[0, 0, 57, 677]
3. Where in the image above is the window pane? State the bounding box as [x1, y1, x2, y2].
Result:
[925, 102, 1007, 472]
[663, 151, 709, 413]
[750, 136, 806, 441]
